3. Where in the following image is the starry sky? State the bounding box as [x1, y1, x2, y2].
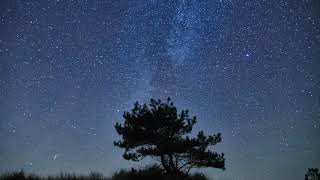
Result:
[0, 0, 320, 180]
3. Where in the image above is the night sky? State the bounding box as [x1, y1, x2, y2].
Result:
[0, 0, 320, 180]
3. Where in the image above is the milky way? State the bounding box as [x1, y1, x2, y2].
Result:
[0, 1, 319, 180]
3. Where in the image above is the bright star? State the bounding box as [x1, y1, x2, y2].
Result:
[53, 154, 58, 160]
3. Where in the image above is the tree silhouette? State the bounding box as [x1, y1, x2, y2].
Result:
[305, 168, 320, 180]
[114, 98, 225, 175]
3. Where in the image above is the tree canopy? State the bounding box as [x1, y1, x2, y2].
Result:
[114, 98, 225, 175]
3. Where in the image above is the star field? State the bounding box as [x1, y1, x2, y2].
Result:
[0, 1, 319, 180]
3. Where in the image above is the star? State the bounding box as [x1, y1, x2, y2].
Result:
[53, 154, 59, 160]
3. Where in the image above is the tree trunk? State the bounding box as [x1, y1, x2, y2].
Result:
[169, 154, 175, 172]
[160, 155, 171, 174]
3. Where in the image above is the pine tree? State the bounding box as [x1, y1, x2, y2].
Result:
[114, 98, 225, 175]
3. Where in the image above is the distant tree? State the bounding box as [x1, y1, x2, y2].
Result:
[114, 98, 225, 175]
[305, 168, 320, 180]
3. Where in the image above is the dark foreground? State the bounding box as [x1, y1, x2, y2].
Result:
[0, 165, 209, 180]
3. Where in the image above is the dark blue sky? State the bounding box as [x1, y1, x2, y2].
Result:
[0, 0, 319, 180]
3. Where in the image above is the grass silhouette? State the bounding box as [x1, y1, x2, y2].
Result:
[0, 165, 209, 180]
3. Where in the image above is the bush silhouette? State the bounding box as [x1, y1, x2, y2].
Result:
[114, 97, 225, 176]
[305, 168, 320, 180]
[110, 165, 209, 180]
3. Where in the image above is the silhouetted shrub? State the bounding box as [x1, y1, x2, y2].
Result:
[305, 168, 320, 180]
[110, 165, 209, 180]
